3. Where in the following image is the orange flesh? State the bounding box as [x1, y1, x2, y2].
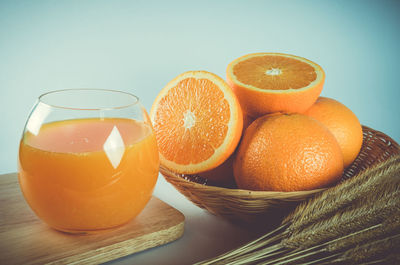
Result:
[18, 118, 159, 232]
[154, 77, 230, 165]
[233, 55, 317, 90]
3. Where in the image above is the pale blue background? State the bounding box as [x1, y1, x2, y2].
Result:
[1, 1, 400, 264]
[1, 0, 400, 173]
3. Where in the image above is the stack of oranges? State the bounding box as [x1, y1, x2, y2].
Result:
[150, 53, 363, 192]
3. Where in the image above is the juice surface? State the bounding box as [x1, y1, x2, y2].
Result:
[18, 118, 159, 232]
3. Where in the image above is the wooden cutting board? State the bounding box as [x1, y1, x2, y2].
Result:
[0, 173, 185, 265]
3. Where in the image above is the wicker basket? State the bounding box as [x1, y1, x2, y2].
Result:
[161, 126, 400, 224]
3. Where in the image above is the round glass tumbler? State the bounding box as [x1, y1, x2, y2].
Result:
[18, 89, 159, 234]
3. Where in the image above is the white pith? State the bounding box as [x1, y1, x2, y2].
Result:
[183, 110, 196, 130]
[265, 68, 282, 76]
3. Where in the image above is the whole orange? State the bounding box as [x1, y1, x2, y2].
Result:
[233, 113, 344, 191]
[304, 97, 363, 168]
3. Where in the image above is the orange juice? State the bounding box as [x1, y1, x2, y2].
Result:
[18, 118, 159, 233]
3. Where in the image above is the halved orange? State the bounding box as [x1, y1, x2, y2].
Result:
[150, 71, 243, 174]
[226, 53, 325, 117]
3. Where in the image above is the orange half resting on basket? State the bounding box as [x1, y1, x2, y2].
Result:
[226, 53, 325, 117]
[150, 70, 243, 175]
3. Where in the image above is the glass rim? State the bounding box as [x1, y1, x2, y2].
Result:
[38, 88, 140, 111]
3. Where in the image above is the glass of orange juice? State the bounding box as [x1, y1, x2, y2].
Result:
[18, 89, 159, 234]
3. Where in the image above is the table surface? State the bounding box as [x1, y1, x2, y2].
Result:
[101, 175, 270, 265]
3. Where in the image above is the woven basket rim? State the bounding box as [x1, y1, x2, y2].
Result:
[160, 166, 327, 197]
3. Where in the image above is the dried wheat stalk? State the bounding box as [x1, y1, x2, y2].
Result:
[285, 155, 400, 234]
[199, 155, 400, 265]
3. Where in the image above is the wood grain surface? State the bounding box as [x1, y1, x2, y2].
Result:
[0, 173, 185, 265]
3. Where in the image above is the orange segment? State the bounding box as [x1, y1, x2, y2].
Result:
[226, 53, 325, 117]
[151, 71, 243, 174]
